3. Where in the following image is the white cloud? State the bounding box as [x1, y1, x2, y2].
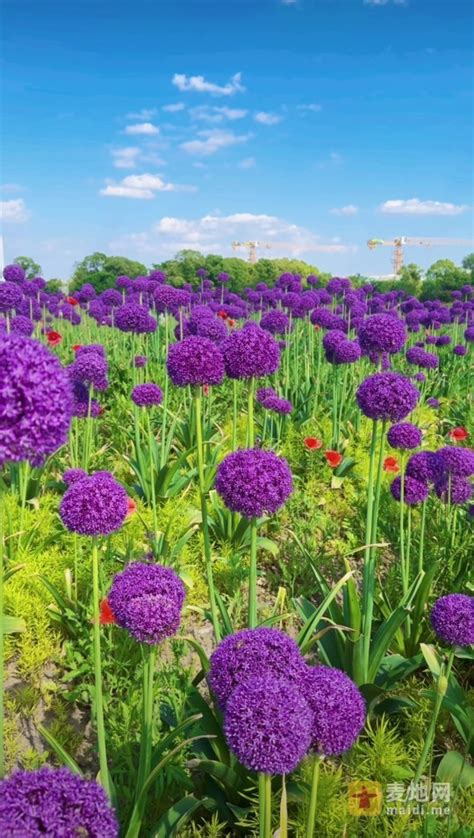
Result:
[162, 102, 185, 113]
[100, 172, 196, 199]
[124, 122, 160, 135]
[380, 198, 469, 216]
[181, 129, 251, 156]
[330, 204, 359, 216]
[364, 0, 407, 5]
[172, 72, 244, 97]
[190, 105, 248, 123]
[297, 103, 322, 113]
[0, 198, 30, 222]
[111, 147, 141, 169]
[109, 211, 355, 259]
[238, 157, 256, 169]
[126, 108, 157, 120]
[254, 111, 282, 126]
[281, 0, 298, 4]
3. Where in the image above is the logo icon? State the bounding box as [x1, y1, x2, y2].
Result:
[348, 781, 383, 816]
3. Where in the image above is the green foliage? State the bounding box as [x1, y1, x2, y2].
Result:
[69, 251, 148, 293]
[13, 255, 42, 278]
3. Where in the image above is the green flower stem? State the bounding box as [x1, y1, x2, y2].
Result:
[248, 517, 258, 628]
[361, 420, 379, 682]
[146, 412, 159, 544]
[264, 773, 272, 838]
[331, 365, 339, 448]
[194, 388, 221, 643]
[247, 377, 256, 448]
[370, 420, 386, 548]
[418, 499, 427, 574]
[160, 320, 170, 469]
[412, 648, 455, 786]
[305, 755, 321, 838]
[0, 482, 4, 778]
[134, 645, 157, 819]
[258, 773, 266, 838]
[92, 540, 110, 797]
[232, 379, 238, 451]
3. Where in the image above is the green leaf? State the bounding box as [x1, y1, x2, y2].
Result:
[296, 569, 353, 652]
[4, 563, 25, 582]
[151, 796, 212, 838]
[420, 643, 442, 678]
[368, 572, 423, 681]
[436, 751, 474, 790]
[185, 758, 240, 789]
[184, 637, 210, 674]
[37, 724, 83, 775]
[2, 615, 26, 634]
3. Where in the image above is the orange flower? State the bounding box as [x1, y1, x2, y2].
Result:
[324, 450, 343, 468]
[227, 318, 236, 328]
[304, 437, 322, 450]
[126, 497, 137, 518]
[46, 330, 62, 346]
[72, 344, 83, 352]
[99, 598, 117, 625]
[449, 427, 469, 442]
[383, 456, 400, 473]
[66, 296, 79, 306]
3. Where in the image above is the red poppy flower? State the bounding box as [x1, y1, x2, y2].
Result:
[227, 318, 236, 328]
[304, 437, 322, 450]
[449, 427, 469, 442]
[217, 310, 228, 319]
[324, 450, 343, 468]
[99, 598, 117, 625]
[66, 296, 78, 306]
[383, 456, 400, 473]
[203, 384, 210, 396]
[72, 344, 83, 352]
[126, 497, 137, 518]
[46, 330, 62, 346]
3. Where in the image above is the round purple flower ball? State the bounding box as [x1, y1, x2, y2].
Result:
[167, 335, 225, 387]
[224, 674, 312, 774]
[387, 422, 423, 450]
[435, 477, 473, 505]
[115, 302, 157, 334]
[436, 446, 474, 479]
[208, 627, 306, 709]
[69, 351, 109, 392]
[260, 310, 290, 335]
[357, 313, 407, 355]
[63, 468, 87, 485]
[431, 594, 474, 647]
[406, 451, 443, 485]
[427, 397, 440, 409]
[10, 314, 34, 337]
[390, 475, 429, 505]
[464, 325, 474, 343]
[131, 383, 163, 407]
[134, 355, 148, 368]
[222, 323, 281, 380]
[453, 344, 467, 356]
[0, 334, 73, 467]
[301, 665, 366, 755]
[356, 372, 420, 422]
[108, 561, 185, 644]
[3, 264, 26, 283]
[256, 387, 293, 415]
[215, 448, 293, 518]
[60, 471, 128, 536]
[0, 766, 118, 837]
[406, 346, 439, 370]
[0, 281, 23, 313]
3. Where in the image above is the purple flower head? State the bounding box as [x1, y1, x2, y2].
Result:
[77, 283, 97, 302]
[0, 766, 118, 837]
[0, 281, 23, 313]
[208, 627, 306, 710]
[153, 284, 182, 313]
[431, 594, 474, 647]
[356, 372, 420, 422]
[71, 380, 102, 419]
[260, 310, 291, 336]
[436, 446, 474, 479]
[3, 263, 26, 284]
[324, 334, 361, 365]
[464, 325, 474, 343]
[10, 315, 34, 337]
[222, 323, 281, 380]
[215, 448, 293, 518]
[406, 346, 439, 370]
[436, 335, 452, 347]
[413, 372, 426, 382]
[0, 334, 73, 467]
[301, 665, 365, 755]
[60, 471, 128, 536]
[191, 315, 228, 344]
[357, 313, 407, 355]
[69, 351, 109, 392]
[167, 335, 225, 387]
[115, 303, 157, 334]
[406, 451, 443, 485]
[63, 468, 87, 485]
[217, 272, 230, 283]
[387, 422, 423, 450]
[224, 674, 312, 774]
[108, 561, 185, 644]
[427, 397, 440, 408]
[390, 475, 429, 505]
[134, 354, 148, 368]
[311, 308, 348, 332]
[131, 383, 163, 407]
[256, 387, 293, 415]
[148, 270, 166, 283]
[435, 477, 472, 505]
[100, 288, 122, 307]
[453, 344, 467, 356]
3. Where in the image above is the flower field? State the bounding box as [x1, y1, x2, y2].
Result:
[0, 264, 473, 837]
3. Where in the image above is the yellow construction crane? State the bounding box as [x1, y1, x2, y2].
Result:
[232, 240, 288, 264]
[367, 236, 474, 275]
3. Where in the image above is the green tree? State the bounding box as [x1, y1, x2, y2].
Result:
[14, 256, 42, 279]
[69, 253, 148, 293]
[45, 279, 64, 293]
[462, 253, 474, 277]
[420, 258, 469, 301]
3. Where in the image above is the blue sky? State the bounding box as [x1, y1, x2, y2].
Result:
[1, 0, 472, 278]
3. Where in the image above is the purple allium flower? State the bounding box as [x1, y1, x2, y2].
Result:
[0, 334, 73, 467]
[167, 335, 225, 387]
[431, 594, 474, 647]
[69, 351, 109, 392]
[0, 766, 118, 837]
[224, 674, 312, 774]
[406, 451, 443, 484]
[387, 422, 423, 450]
[63, 468, 87, 485]
[453, 344, 467, 356]
[60, 471, 128, 536]
[148, 270, 166, 283]
[10, 315, 34, 336]
[131, 383, 163, 407]
[108, 561, 185, 644]
[115, 302, 157, 333]
[256, 387, 292, 415]
[406, 346, 439, 370]
[331, 339, 361, 365]
[0, 281, 23, 313]
[222, 323, 281, 380]
[413, 372, 426, 382]
[215, 448, 293, 518]
[436, 446, 474, 478]
[3, 263, 26, 284]
[260, 310, 291, 336]
[356, 372, 420, 422]
[435, 478, 473, 504]
[301, 666, 365, 755]
[134, 355, 148, 368]
[208, 627, 306, 709]
[357, 313, 407, 355]
[153, 284, 182, 313]
[427, 397, 440, 409]
[390, 475, 429, 505]
[71, 380, 102, 419]
[464, 325, 474, 343]
[191, 315, 228, 344]
[77, 282, 97, 301]
[436, 335, 452, 347]
[217, 272, 230, 283]
[310, 308, 348, 332]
